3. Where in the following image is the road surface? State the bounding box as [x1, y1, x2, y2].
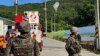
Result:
[41, 38, 100, 56]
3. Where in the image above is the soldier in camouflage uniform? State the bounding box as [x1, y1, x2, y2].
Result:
[5, 20, 40, 56]
[65, 27, 81, 56]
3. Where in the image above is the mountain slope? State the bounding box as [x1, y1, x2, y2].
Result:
[0, 0, 96, 31]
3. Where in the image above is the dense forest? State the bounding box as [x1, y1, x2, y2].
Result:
[0, 0, 99, 32]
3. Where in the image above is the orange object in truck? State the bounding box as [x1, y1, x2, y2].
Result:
[0, 36, 7, 48]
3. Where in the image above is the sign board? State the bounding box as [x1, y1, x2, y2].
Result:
[24, 11, 39, 24]
[0, 20, 4, 36]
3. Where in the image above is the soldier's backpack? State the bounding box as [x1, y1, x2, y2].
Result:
[12, 35, 35, 56]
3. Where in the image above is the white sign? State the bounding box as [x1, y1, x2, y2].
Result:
[0, 20, 4, 36]
[25, 11, 39, 24]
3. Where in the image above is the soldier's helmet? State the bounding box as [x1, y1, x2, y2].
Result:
[70, 26, 78, 33]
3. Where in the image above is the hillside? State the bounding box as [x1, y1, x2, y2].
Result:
[0, 0, 97, 32]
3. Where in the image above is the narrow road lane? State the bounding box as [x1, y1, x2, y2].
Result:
[41, 38, 100, 56]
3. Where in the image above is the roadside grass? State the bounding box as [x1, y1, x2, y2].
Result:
[47, 30, 66, 42]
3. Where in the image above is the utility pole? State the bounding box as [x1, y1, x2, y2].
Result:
[45, 0, 47, 33]
[15, 4, 18, 15]
[14, 0, 18, 16]
[54, 13, 56, 31]
[95, 0, 100, 49]
[51, 17, 53, 32]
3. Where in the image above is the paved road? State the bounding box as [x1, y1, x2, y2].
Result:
[41, 38, 100, 56]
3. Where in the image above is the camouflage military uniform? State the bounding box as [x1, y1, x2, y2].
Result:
[65, 35, 81, 56]
[5, 34, 40, 56]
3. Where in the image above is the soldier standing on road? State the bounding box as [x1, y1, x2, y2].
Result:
[5, 20, 40, 56]
[65, 27, 81, 56]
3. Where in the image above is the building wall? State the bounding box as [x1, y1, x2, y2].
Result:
[0, 17, 14, 36]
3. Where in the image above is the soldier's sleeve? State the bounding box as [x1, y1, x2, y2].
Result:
[33, 40, 40, 56]
[65, 37, 71, 50]
[5, 38, 13, 56]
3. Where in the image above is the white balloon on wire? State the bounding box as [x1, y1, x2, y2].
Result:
[53, 2, 59, 12]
